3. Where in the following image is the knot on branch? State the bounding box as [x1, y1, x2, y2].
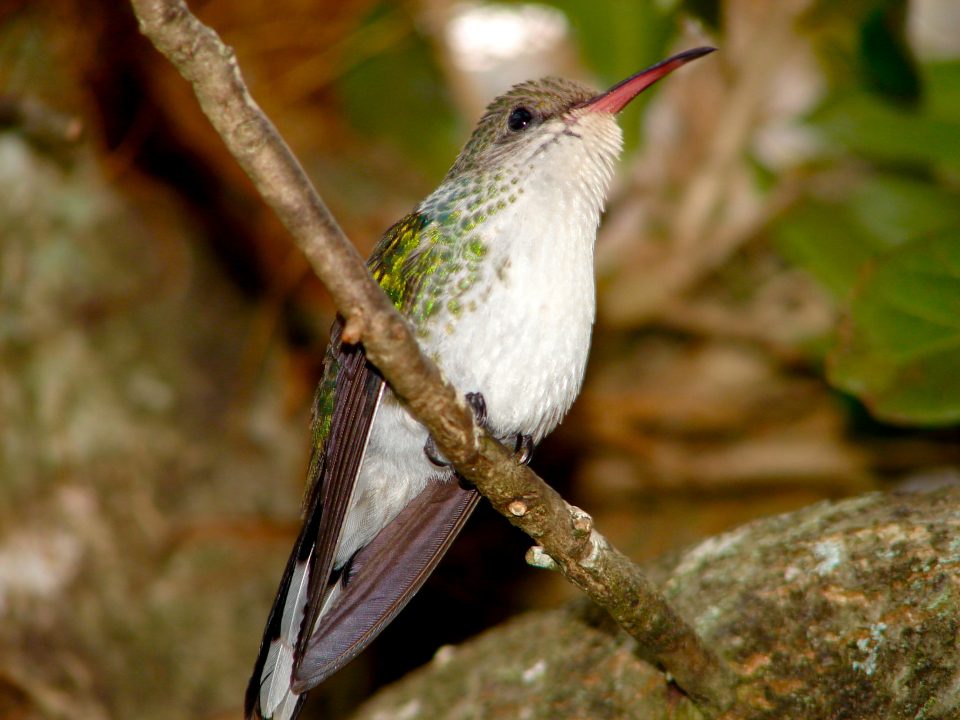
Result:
[508, 500, 528, 517]
[526, 546, 559, 571]
[233, 117, 265, 156]
[578, 530, 608, 571]
[341, 310, 366, 345]
[569, 507, 594, 538]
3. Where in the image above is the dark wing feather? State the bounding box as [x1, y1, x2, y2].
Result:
[244, 319, 385, 719]
[292, 323, 386, 670]
[244, 506, 312, 720]
[292, 481, 480, 691]
[247, 210, 472, 719]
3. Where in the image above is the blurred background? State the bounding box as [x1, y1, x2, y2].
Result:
[1, 0, 959, 718]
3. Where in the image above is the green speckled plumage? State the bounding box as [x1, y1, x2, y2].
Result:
[306, 206, 492, 481]
[363, 76, 597, 334]
[305, 76, 599, 473]
[367, 205, 496, 333]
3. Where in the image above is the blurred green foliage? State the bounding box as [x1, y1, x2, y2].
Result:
[339, 5, 461, 178]
[551, 0, 673, 79]
[812, 78, 960, 169]
[772, 9, 960, 426]
[332, 0, 960, 427]
[857, 2, 919, 104]
[830, 231, 960, 424]
[774, 174, 960, 297]
[336, 0, 690, 172]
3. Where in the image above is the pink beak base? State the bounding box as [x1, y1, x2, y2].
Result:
[580, 46, 716, 115]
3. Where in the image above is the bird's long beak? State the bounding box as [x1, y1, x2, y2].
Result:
[579, 46, 716, 114]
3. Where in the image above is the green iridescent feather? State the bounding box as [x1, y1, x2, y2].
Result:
[305, 339, 340, 487]
[305, 212, 443, 485]
[368, 212, 435, 317]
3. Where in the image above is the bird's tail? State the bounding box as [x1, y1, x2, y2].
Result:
[245, 545, 318, 720]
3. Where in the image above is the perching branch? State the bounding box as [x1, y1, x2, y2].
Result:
[128, 1, 738, 715]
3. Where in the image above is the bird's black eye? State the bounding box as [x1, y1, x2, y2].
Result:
[507, 106, 534, 132]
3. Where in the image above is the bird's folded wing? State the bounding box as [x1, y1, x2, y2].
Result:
[292, 479, 481, 691]
[294, 325, 387, 667]
[245, 319, 385, 719]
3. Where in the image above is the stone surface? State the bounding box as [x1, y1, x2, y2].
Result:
[352, 487, 960, 720]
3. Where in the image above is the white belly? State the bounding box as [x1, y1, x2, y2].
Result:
[428, 249, 595, 442]
[338, 225, 596, 568]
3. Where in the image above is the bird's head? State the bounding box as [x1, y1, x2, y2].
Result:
[446, 47, 715, 189]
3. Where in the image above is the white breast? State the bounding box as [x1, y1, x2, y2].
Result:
[424, 114, 619, 441]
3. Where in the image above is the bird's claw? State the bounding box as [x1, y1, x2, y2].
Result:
[424, 435, 449, 467]
[423, 393, 534, 467]
[512, 433, 535, 466]
[465, 391, 487, 426]
[424, 391, 490, 467]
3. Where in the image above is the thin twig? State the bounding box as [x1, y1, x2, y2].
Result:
[128, 0, 739, 714]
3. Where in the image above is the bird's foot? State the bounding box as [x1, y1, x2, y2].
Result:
[424, 391, 489, 467]
[423, 392, 534, 467]
[465, 391, 488, 426]
[509, 433, 535, 466]
[423, 435, 448, 467]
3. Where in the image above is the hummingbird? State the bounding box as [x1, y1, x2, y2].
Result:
[245, 46, 715, 720]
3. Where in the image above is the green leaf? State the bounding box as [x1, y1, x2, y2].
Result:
[828, 230, 960, 425]
[925, 60, 960, 123]
[772, 201, 887, 297]
[850, 175, 960, 247]
[810, 91, 960, 169]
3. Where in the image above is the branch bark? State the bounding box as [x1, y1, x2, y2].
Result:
[128, 1, 737, 714]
